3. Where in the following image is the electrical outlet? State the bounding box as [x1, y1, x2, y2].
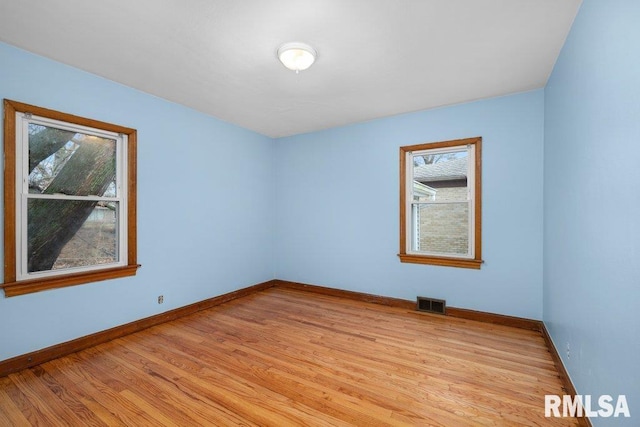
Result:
[158, 295, 164, 304]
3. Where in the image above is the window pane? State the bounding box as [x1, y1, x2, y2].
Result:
[413, 151, 468, 202]
[413, 203, 469, 255]
[28, 123, 116, 196]
[28, 199, 118, 273]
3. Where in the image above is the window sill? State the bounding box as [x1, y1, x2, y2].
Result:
[398, 254, 482, 269]
[2, 264, 141, 297]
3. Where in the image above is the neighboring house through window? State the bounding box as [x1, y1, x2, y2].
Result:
[2, 100, 140, 297]
[399, 137, 482, 269]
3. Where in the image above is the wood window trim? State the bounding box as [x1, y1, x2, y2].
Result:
[2, 99, 140, 297]
[398, 136, 482, 269]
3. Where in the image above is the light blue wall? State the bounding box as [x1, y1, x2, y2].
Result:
[0, 42, 275, 361]
[544, 0, 639, 424]
[274, 90, 545, 319]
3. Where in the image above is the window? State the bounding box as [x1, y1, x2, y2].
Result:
[2, 100, 139, 297]
[399, 137, 482, 269]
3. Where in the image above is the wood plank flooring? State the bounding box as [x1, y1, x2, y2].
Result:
[1, 287, 580, 426]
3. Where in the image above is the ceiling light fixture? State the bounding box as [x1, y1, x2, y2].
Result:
[277, 42, 316, 73]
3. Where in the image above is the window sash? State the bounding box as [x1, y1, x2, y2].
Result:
[25, 193, 119, 202]
[405, 144, 475, 259]
[411, 200, 469, 205]
[15, 113, 128, 281]
[410, 200, 473, 257]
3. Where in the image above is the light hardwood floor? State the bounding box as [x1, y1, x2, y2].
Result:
[0, 287, 581, 426]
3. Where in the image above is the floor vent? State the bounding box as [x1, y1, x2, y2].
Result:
[416, 297, 446, 315]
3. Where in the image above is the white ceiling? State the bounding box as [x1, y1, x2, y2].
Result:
[0, 0, 581, 138]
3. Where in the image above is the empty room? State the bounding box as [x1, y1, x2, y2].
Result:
[0, 0, 637, 426]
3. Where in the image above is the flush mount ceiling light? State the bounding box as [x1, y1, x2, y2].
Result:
[277, 42, 317, 73]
